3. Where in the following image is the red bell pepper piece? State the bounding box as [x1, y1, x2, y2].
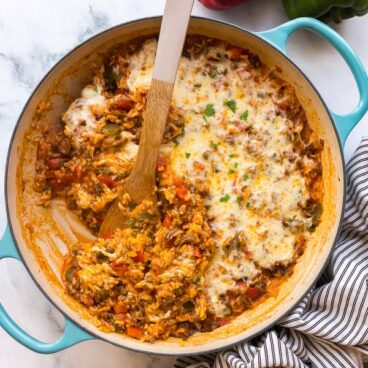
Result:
[162, 215, 173, 228]
[127, 326, 143, 339]
[97, 174, 118, 188]
[199, 0, 251, 11]
[111, 263, 128, 277]
[133, 251, 145, 262]
[47, 157, 68, 170]
[246, 287, 261, 299]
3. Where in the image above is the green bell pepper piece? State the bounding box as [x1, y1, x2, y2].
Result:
[282, 0, 368, 23]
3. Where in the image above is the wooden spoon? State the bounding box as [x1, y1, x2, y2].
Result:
[99, 0, 194, 237]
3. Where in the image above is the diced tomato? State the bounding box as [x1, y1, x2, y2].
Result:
[176, 185, 189, 200]
[95, 214, 105, 224]
[114, 95, 134, 111]
[127, 326, 143, 339]
[194, 248, 202, 257]
[111, 263, 128, 277]
[101, 231, 113, 239]
[50, 179, 65, 192]
[97, 174, 118, 188]
[246, 287, 261, 300]
[81, 295, 94, 307]
[219, 319, 231, 327]
[133, 251, 145, 262]
[47, 157, 67, 170]
[172, 176, 189, 202]
[114, 303, 128, 314]
[276, 102, 288, 112]
[156, 156, 168, 172]
[45, 170, 56, 179]
[57, 172, 76, 184]
[227, 47, 244, 60]
[193, 161, 205, 171]
[162, 215, 173, 228]
[244, 250, 253, 259]
[172, 176, 182, 187]
[164, 239, 175, 248]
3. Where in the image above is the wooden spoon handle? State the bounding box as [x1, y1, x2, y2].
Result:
[126, 79, 173, 191]
[153, 0, 194, 83]
[125, 0, 194, 194]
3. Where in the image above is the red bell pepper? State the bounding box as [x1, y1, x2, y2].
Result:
[133, 251, 145, 262]
[199, 0, 251, 10]
[162, 214, 173, 228]
[127, 326, 143, 339]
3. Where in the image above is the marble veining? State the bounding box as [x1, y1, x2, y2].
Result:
[0, 0, 367, 367]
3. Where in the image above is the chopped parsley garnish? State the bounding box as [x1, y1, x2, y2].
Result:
[243, 173, 249, 181]
[223, 99, 237, 113]
[220, 194, 230, 202]
[209, 71, 217, 79]
[173, 139, 180, 147]
[228, 169, 235, 175]
[185, 152, 191, 159]
[246, 202, 250, 208]
[236, 196, 242, 207]
[228, 153, 236, 158]
[92, 85, 98, 93]
[210, 141, 218, 149]
[203, 103, 215, 122]
[234, 162, 239, 168]
[240, 110, 249, 121]
[194, 83, 202, 88]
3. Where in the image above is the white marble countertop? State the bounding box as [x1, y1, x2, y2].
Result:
[0, 1, 367, 367]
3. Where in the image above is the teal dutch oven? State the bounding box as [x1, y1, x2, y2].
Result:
[0, 17, 367, 355]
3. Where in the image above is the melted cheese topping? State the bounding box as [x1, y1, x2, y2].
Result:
[63, 82, 107, 150]
[64, 39, 317, 318]
[124, 40, 313, 316]
[127, 39, 156, 90]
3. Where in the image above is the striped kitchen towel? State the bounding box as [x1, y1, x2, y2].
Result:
[175, 137, 368, 368]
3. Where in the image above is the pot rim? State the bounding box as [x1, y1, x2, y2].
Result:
[4, 15, 346, 355]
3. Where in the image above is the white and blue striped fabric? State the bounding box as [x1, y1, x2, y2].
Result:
[175, 138, 368, 368]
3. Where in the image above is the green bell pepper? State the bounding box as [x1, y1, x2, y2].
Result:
[282, 0, 368, 23]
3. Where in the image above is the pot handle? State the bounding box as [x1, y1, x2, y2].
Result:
[256, 17, 368, 146]
[0, 226, 95, 353]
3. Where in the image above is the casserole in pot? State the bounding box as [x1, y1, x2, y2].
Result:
[0, 17, 367, 355]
